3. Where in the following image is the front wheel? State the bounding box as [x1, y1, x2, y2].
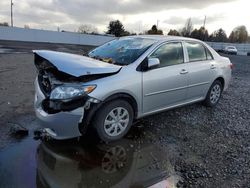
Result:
[203, 80, 223, 107]
[93, 99, 134, 142]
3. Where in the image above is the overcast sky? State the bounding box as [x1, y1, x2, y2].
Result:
[0, 0, 249, 35]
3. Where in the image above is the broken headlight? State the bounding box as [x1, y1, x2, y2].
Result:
[50, 85, 96, 100]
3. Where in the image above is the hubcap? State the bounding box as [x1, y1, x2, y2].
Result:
[104, 107, 129, 137]
[210, 84, 221, 104]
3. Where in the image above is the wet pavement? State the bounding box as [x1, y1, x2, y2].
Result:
[0, 121, 181, 188]
[0, 135, 38, 188]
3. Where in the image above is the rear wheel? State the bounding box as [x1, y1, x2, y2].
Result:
[203, 80, 223, 107]
[93, 99, 134, 142]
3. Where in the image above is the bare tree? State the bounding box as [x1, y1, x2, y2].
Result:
[78, 24, 98, 34]
[181, 18, 193, 37]
[233, 25, 248, 43]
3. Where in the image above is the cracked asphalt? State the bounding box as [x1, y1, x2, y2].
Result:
[0, 41, 249, 188]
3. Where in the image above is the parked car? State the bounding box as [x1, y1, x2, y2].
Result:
[34, 36, 232, 141]
[224, 46, 238, 55]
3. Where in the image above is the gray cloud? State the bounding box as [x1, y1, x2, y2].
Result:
[163, 14, 227, 27]
[52, 0, 235, 15]
[0, 0, 237, 32]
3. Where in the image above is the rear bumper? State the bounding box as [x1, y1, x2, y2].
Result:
[34, 77, 83, 140]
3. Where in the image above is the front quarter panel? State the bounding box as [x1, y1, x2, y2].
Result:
[87, 66, 142, 117]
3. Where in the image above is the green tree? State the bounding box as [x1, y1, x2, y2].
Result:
[209, 28, 228, 42]
[168, 29, 180, 36]
[190, 29, 199, 39]
[190, 27, 209, 41]
[0, 22, 9, 27]
[146, 25, 163, 35]
[106, 20, 128, 37]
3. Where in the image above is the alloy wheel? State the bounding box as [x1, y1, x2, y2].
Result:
[210, 84, 221, 104]
[104, 107, 129, 137]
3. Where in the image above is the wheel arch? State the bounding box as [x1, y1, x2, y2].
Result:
[214, 77, 225, 90]
[79, 92, 139, 134]
[103, 92, 138, 118]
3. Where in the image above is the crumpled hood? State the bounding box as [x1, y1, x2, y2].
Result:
[33, 50, 122, 77]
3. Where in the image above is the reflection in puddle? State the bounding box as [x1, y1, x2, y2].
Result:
[37, 135, 181, 188]
[0, 125, 181, 188]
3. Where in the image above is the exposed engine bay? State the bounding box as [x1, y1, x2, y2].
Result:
[34, 51, 121, 114]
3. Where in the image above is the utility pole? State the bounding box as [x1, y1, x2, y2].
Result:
[203, 15, 206, 28]
[11, 0, 14, 27]
[157, 20, 159, 28]
[203, 15, 207, 41]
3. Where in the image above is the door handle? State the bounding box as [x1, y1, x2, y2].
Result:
[180, 69, 188, 74]
[211, 64, 216, 69]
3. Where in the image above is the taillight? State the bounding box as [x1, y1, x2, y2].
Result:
[229, 63, 234, 69]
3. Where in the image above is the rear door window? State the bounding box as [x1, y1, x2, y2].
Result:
[186, 42, 207, 62]
[206, 48, 213, 60]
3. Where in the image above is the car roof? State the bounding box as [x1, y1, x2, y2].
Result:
[122, 35, 201, 43]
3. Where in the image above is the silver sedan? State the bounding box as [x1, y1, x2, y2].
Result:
[34, 35, 232, 141]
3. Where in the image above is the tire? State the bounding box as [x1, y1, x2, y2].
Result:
[93, 99, 134, 142]
[203, 80, 223, 107]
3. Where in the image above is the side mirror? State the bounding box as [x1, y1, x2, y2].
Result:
[148, 58, 160, 69]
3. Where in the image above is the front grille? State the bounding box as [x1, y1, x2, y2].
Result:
[38, 71, 52, 96]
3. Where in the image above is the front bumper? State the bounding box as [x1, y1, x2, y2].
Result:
[34, 78, 84, 140]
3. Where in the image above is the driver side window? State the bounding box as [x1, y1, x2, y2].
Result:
[150, 42, 184, 68]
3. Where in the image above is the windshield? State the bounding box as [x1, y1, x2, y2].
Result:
[88, 38, 156, 65]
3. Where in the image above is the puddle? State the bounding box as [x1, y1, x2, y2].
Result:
[0, 136, 39, 188]
[0, 125, 181, 188]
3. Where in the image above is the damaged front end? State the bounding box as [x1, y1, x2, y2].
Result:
[35, 53, 103, 113]
[33, 50, 121, 139]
